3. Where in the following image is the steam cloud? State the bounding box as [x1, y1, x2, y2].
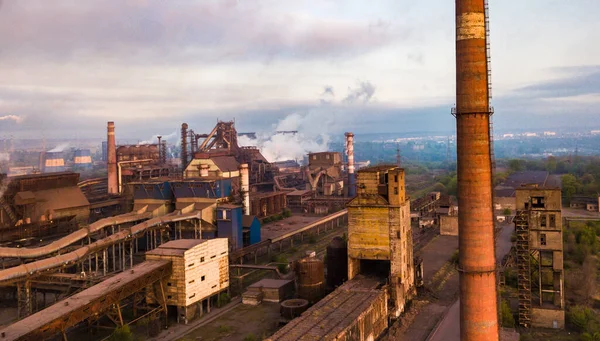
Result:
[239, 81, 377, 162]
[0, 115, 23, 123]
[239, 112, 333, 162]
[138, 130, 178, 145]
[48, 142, 70, 153]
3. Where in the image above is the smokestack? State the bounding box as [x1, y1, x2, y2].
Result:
[239, 163, 250, 215]
[107, 122, 118, 195]
[181, 123, 188, 173]
[455, 1, 498, 340]
[157, 136, 162, 163]
[345, 132, 355, 197]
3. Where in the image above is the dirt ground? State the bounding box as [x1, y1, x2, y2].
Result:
[178, 303, 281, 341]
[382, 235, 459, 341]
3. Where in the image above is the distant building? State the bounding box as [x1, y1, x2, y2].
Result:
[543, 131, 556, 136]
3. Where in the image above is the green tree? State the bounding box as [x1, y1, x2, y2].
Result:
[501, 300, 515, 328]
[545, 156, 557, 173]
[562, 174, 578, 204]
[508, 159, 525, 173]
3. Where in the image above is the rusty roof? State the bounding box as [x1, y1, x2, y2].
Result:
[211, 156, 239, 172]
[242, 215, 257, 228]
[34, 187, 90, 213]
[249, 278, 293, 289]
[357, 164, 401, 173]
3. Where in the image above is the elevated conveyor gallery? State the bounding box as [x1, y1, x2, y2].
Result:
[0, 260, 171, 341]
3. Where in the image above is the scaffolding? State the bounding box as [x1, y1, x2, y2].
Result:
[515, 209, 531, 327]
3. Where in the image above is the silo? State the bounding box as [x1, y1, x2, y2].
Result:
[295, 255, 324, 303]
[326, 237, 348, 289]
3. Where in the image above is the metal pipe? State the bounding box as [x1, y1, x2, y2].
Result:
[117, 159, 153, 194]
[107, 122, 118, 194]
[455, 1, 498, 340]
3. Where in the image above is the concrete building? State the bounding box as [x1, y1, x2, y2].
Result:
[306, 152, 344, 196]
[249, 191, 287, 218]
[515, 185, 564, 329]
[146, 239, 229, 323]
[346, 165, 415, 318]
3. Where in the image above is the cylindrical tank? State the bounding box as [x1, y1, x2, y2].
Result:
[295, 255, 324, 303]
[280, 299, 309, 320]
[326, 237, 348, 289]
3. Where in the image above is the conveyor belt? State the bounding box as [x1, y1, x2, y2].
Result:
[0, 260, 171, 341]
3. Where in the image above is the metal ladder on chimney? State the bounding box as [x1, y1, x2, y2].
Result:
[0, 196, 17, 225]
[515, 209, 532, 327]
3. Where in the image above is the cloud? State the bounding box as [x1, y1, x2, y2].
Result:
[0, 115, 23, 123]
[343, 81, 376, 104]
[0, 0, 399, 64]
[516, 65, 600, 99]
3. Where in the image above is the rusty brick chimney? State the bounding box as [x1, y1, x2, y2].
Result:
[455, 0, 499, 340]
[107, 121, 118, 195]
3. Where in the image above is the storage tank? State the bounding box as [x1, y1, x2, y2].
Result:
[280, 299, 309, 320]
[326, 237, 348, 289]
[295, 255, 324, 303]
[73, 149, 92, 167]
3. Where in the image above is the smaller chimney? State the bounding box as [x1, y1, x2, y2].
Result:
[239, 163, 250, 215]
[157, 135, 162, 163]
[107, 122, 118, 194]
[199, 164, 210, 177]
[345, 132, 356, 197]
[181, 123, 189, 172]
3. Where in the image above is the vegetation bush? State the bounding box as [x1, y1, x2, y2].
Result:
[504, 268, 518, 288]
[568, 305, 600, 334]
[275, 255, 289, 274]
[243, 333, 257, 341]
[218, 293, 231, 306]
[501, 300, 515, 328]
[450, 250, 459, 265]
[282, 209, 292, 218]
[109, 325, 134, 341]
[503, 208, 512, 216]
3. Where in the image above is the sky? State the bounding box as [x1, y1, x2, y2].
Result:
[0, 0, 599, 140]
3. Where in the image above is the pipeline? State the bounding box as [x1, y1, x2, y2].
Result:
[0, 211, 152, 259]
[0, 211, 202, 284]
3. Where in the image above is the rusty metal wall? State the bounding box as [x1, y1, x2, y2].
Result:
[107, 122, 118, 194]
[455, 1, 499, 340]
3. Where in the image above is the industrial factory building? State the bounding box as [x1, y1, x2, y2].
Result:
[347, 165, 415, 318]
[515, 185, 565, 329]
[146, 238, 229, 323]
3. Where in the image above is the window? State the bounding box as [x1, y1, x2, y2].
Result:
[201, 257, 205, 262]
[167, 295, 172, 299]
[532, 196, 545, 209]
[167, 282, 172, 287]
[549, 214, 556, 228]
[394, 187, 398, 195]
[397, 231, 401, 239]
[541, 215, 547, 227]
[540, 233, 547, 246]
[188, 263, 195, 267]
[394, 175, 398, 182]
[221, 251, 227, 255]
[189, 279, 195, 284]
[211, 255, 216, 259]
[212, 285, 217, 289]
[189, 293, 196, 299]
[201, 276, 205, 281]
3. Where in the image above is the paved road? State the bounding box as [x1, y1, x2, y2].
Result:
[428, 224, 514, 341]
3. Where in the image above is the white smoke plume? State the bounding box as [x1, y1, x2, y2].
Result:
[0, 115, 23, 123]
[343, 81, 376, 104]
[48, 142, 70, 153]
[239, 111, 333, 162]
[0, 177, 11, 198]
[138, 130, 178, 145]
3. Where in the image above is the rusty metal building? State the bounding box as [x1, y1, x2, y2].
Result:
[346, 165, 415, 318]
[515, 185, 564, 329]
[306, 152, 343, 196]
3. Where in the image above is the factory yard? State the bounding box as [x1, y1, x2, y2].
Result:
[176, 302, 281, 341]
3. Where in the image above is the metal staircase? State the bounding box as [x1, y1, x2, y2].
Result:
[515, 209, 532, 327]
[0, 196, 17, 225]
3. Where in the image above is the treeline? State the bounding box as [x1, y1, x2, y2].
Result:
[496, 156, 600, 204]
